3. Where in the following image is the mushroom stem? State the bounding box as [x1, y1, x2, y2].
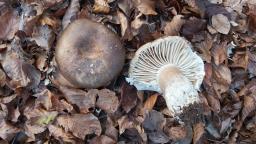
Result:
[157, 64, 199, 114]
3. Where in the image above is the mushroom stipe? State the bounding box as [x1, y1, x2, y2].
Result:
[126, 36, 205, 116]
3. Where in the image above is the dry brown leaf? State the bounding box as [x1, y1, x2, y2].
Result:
[0, 6, 19, 40]
[0, 94, 16, 104]
[211, 41, 227, 65]
[143, 93, 158, 111]
[39, 15, 60, 30]
[204, 86, 220, 112]
[31, 25, 55, 51]
[34, 89, 53, 110]
[35, 53, 48, 72]
[120, 82, 138, 113]
[9, 107, 20, 123]
[194, 33, 213, 63]
[96, 89, 119, 113]
[164, 15, 185, 36]
[93, 0, 110, 14]
[211, 14, 230, 34]
[230, 49, 249, 70]
[135, 0, 157, 15]
[62, 0, 80, 29]
[165, 126, 187, 141]
[89, 135, 116, 144]
[241, 95, 256, 120]
[181, 17, 206, 39]
[48, 124, 76, 143]
[117, 116, 142, 134]
[0, 69, 6, 87]
[59, 86, 97, 113]
[57, 113, 102, 139]
[117, 0, 134, 17]
[212, 64, 232, 96]
[2, 43, 41, 89]
[248, 51, 256, 76]
[117, 10, 133, 40]
[0, 120, 20, 142]
[193, 122, 205, 144]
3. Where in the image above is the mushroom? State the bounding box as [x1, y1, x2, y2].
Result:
[126, 36, 205, 115]
[54, 19, 125, 88]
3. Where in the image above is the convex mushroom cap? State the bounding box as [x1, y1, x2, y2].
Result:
[126, 36, 205, 115]
[54, 19, 125, 88]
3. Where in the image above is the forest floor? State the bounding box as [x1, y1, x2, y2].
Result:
[0, 0, 256, 143]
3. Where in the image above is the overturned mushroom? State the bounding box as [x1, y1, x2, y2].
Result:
[54, 19, 125, 88]
[126, 36, 205, 115]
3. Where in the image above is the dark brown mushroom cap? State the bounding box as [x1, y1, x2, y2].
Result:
[55, 19, 125, 88]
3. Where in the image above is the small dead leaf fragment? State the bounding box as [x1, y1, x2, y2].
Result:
[93, 0, 110, 14]
[143, 93, 158, 111]
[211, 41, 227, 65]
[120, 82, 138, 113]
[0, 69, 6, 87]
[31, 25, 55, 51]
[181, 17, 206, 39]
[136, 0, 157, 15]
[230, 49, 249, 70]
[194, 33, 213, 63]
[143, 110, 169, 143]
[0, 121, 20, 142]
[241, 95, 256, 120]
[96, 89, 119, 113]
[164, 15, 185, 36]
[59, 86, 97, 113]
[211, 14, 230, 34]
[0, 7, 19, 40]
[48, 125, 76, 143]
[57, 113, 102, 139]
[90, 135, 116, 144]
[62, 0, 80, 29]
[193, 122, 205, 144]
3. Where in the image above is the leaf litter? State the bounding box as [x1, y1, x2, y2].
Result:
[0, 0, 256, 143]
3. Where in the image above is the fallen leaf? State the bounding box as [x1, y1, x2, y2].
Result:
[57, 113, 102, 139]
[181, 17, 206, 39]
[248, 51, 256, 76]
[117, 10, 133, 40]
[211, 41, 228, 65]
[212, 64, 232, 96]
[241, 95, 256, 121]
[143, 93, 158, 111]
[0, 69, 6, 87]
[0, 120, 20, 142]
[93, 0, 110, 14]
[96, 89, 119, 113]
[89, 135, 116, 144]
[194, 32, 213, 63]
[193, 122, 205, 144]
[120, 82, 138, 113]
[230, 49, 249, 70]
[135, 0, 157, 15]
[117, 116, 143, 134]
[59, 86, 97, 113]
[48, 124, 76, 143]
[211, 14, 230, 34]
[165, 126, 187, 141]
[62, 0, 80, 29]
[0, 6, 19, 40]
[164, 15, 185, 36]
[117, 0, 134, 17]
[31, 25, 55, 51]
[143, 110, 169, 143]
